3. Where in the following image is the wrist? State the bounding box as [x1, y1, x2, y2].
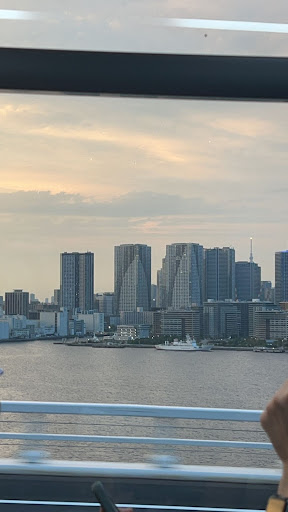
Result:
[278, 464, 288, 498]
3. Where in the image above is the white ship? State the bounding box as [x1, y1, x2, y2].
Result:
[155, 335, 213, 351]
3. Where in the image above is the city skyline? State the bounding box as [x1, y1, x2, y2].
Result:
[1, 2, 288, 299]
[0, 241, 270, 303]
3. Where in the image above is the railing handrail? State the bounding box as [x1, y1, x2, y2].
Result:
[0, 432, 272, 450]
[0, 401, 268, 460]
[0, 401, 262, 421]
[0, 459, 281, 482]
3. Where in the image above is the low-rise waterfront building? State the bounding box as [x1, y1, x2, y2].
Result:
[0, 320, 9, 340]
[40, 309, 69, 337]
[5, 290, 29, 317]
[116, 325, 137, 340]
[69, 319, 85, 337]
[76, 312, 104, 334]
[153, 308, 202, 340]
[252, 307, 287, 340]
[120, 309, 153, 327]
[203, 301, 240, 339]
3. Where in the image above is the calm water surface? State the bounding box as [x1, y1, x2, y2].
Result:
[0, 341, 286, 467]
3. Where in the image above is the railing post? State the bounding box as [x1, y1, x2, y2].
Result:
[151, 416, 178, 467]
[19, 412, 49, 463]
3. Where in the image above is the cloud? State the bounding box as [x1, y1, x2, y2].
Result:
[208, 117, 275, 138]
[1, 188, 287, 224]
[29, 124, 186, 164]
[0, 104, 41, 117]
[0, 190, 209, 217]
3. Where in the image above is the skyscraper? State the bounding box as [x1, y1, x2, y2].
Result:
[151, 284, 157, 309]
[60, 252, 94, 311]
[260, 281, 274, 302]
[275, 251, 288, 304]
[54, 289, 61, 306]
[5, 289, 29, 317]
[114, 244, 151, 313]
[164, 243, 204, 308]
[235, 262, 261, 301]
[156, 258, 167, 308]
[204, 247, 235, 301]
[235, 239, 261, 301]
[95, 292, 115, 316]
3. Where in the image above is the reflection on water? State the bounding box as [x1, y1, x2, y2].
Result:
[0, 341, 284, 467]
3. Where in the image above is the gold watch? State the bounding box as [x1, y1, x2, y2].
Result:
[267, 495, 288, 512]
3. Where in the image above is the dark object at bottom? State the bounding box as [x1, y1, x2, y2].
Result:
[0, 472, 277, 512]
[92, 480, 120, 512]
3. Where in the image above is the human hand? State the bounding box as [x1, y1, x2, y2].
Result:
[261, 380, 288, 497]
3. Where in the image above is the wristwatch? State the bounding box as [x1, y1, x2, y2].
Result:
[267, 495, 288, 512]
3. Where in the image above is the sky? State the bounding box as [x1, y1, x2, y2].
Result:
[1, 1, 288, 300]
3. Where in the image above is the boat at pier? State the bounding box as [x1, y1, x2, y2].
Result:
[155, 335, 213, 351]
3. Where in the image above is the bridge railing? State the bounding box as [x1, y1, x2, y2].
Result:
[0, 400, 272, 454]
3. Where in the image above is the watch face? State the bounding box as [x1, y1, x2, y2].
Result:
[267, 496, 287, 512]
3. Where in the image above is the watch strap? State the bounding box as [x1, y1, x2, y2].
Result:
[267, 495, 288, 512]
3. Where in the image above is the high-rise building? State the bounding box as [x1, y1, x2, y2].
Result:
[5, 290, 29, 317]
[60, 252, 94, 311]
[151, 284, 157, 309]
[114, 244, 151, 313]
[235, 239, 261, 301]
[164, 243, 204, 308]
[260, 281, 274, 302]
[156, 258, 167, 308]
[95, 292, 115, 316]
[275, 251, 288, 304]
[236, 261, 261, 301]
[54, 289, 61, 306]
[204, 247, 235, 301]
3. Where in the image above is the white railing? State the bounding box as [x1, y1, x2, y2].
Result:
[0, 401, 263, 420]
[0, 432, 272, 450]
[0, 400, 271, 453]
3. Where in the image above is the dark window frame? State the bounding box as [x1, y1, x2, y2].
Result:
[0, 47, 288, 101]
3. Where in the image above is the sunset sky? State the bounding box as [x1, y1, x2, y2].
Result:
[1, 1, 288, 300]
